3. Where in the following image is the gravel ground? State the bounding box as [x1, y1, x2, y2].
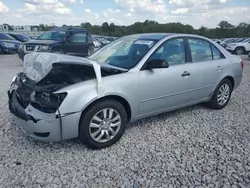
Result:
[0, 54, 250, 188]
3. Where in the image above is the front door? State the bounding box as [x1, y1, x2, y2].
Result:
[138, 38, 199, 116]
[64, 31, 88, 57]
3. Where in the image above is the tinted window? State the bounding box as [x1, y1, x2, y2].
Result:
[150, 38, 185, 65]
[71, 33, 87, 43]
[211, 45, 221, 60]
[188, 38, 212, 62]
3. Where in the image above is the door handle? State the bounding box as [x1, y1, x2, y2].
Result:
[181, 71, 191, 77]
[216, 66, 222, 71]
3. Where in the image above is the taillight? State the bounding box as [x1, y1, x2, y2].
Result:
[241, 61, 244, 69]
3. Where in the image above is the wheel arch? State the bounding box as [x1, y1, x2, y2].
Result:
[223, 76, 235, 89]
[78, 95, 132, 131]
[235, 46, 246, 52]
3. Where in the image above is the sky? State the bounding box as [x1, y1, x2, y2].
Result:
[0, 0, 250, 29]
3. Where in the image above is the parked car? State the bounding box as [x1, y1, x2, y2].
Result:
[17, 27, 95, 61]
[8, 33, 243, 149]
[226, 38, 250, 55]
[94, 37, 110, 46]
[213, 39, 227, 48]
[93, 38, 102, 49]
[7, 33, 30, 42]
[0, 33, 21, 54]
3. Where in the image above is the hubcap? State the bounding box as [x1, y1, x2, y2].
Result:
[236, 49, 243, 55]
[217, 83, 230, 106]
[89, 108, 121, 143]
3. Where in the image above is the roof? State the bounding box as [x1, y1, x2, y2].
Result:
[50, 26, 87, 32]
[127, 33, 171, 40]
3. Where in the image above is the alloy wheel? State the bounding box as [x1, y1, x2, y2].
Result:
[236, 48, 243, 55]
[217, 83, 230, 106]
[89, 108, 121, 143]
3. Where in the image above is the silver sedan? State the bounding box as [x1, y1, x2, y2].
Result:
[8, 33, 243, 149]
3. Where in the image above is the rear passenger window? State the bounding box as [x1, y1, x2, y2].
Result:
[188, 38, 212, 62]
[211, 45, 221, 59]
[71, 33, 87, 43]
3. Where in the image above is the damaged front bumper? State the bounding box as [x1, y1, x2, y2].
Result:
[8, 74, 81, 142]
[8, 90, 62, 142]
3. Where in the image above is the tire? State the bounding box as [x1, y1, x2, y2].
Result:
[79, 100, 128, 149]
[0, 46, 3, 55]
[235, 47, 245, 55]
[208, 79, 233, 110]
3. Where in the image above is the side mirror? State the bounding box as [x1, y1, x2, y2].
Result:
[146, 59, 169, 70]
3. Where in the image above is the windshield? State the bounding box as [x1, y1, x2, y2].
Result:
[0, 33, 15, 40]
[88, 37, 158, 69]
[242, 38, 250, 42]
[17, 35, 30, 41]
[37, 31, 66, 41]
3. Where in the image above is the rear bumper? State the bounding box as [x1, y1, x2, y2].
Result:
[234, 74, 243, 90]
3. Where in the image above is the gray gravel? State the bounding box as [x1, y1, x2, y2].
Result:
[0, 54, 250, 188]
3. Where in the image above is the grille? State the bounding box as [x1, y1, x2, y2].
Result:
[25, 45, 35, 51]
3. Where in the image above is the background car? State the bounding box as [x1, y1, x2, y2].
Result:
[7, 33, 31, 43]
[8, 33, 243, 149]
[17, 26, 95, 61]
[0, 33, 21, 54]
[225, 38, 250, 55]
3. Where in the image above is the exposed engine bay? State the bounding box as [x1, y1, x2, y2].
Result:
[14, 62, 124, 114]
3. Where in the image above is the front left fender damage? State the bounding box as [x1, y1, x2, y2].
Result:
[8, 52, 124, 141]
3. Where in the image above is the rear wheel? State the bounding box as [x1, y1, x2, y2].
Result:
[235, 47, 245, 55]
[208, 79, 233, 109]
[79, 100, 128, 149]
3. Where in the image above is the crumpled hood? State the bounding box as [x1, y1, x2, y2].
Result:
[23, 52, 101, 82]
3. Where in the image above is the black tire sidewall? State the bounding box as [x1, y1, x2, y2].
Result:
[209, 79, 233, 109]
[0, 46, 3, 54]
[79, 100, 128, 149]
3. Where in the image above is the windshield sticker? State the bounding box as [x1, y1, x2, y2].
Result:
[135, 40, 153, 45]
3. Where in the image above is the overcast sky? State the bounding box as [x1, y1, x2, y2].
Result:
[0, 0, 250, 28]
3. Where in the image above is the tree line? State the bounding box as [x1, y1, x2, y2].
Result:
[39, 20, 250, 39]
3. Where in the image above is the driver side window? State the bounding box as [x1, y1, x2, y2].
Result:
[149, 38, 186, 66]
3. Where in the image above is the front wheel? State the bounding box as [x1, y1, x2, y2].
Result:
[0, 46, 4, 55]
[79, 100, 128, 149]
[208, 79, 233, 109]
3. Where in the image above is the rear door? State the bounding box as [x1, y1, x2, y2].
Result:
[186, 37, 227, 99]
[64, 31, 88, 57]
[138, 37, 200, 116]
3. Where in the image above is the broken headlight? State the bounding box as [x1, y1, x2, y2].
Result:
[30, 91, 67, 113]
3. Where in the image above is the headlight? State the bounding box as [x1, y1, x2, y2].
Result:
[3, 42, 15, 48]
[39, 45, 50, 51]
[31, 91, 67, 110]
[19, 44, 24, 50]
